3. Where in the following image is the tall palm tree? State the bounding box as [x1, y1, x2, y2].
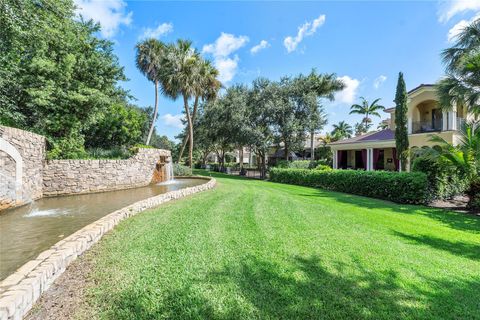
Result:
[135, 39, 165, 145]
[160, 39, 202, 168]
[177, 59, 221, 163]
[349, 97, 385, 131]
[437, 18, 480, 115]
[331, 121, 353, 140]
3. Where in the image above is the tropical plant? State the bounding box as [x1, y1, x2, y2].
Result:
[394, 72, 409, 171]
[349, 97, 385, 131]
[377, 121, 389, 130]
[159, 40, 200, 168]
[354, 122, 368, 136]
[418, 121, 479, 208]
[331, 121, 353, 140]
[177, 59, 221, 163]
[135, 38, 166, 145]
[436, 17, 480, 116]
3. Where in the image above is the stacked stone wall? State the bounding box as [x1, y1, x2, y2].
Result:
[0, 125, 171, 210]
[42, 149, 171, 196]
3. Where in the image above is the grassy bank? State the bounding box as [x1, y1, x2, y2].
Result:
[59, 171, 480, 319]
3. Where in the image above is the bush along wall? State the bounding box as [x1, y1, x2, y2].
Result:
[412, 157, 469, 200]
[269, 168, 429, 204]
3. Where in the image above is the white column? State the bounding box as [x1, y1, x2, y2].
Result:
[451, 111, 457, 130]
[332, 150, 338, 169]
[442, 111, 448, 131]
[367, 148, 373, 171]
[407, 118, 412, 134]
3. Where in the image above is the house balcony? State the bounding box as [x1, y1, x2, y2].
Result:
[411, 119, 442, 134]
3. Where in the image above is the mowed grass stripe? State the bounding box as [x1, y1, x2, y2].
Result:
[74, 171, 479, 320]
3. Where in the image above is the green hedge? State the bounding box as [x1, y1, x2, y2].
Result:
[173, 163, 192, 176]
[412, 157, 469, 199]
[269, 168, 429, 204]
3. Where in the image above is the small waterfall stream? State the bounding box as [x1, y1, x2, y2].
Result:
[166, 161, 174, 181]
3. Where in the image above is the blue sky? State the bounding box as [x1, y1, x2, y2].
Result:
[74, 0, 480, 140]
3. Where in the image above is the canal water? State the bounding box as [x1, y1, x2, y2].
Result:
[0, 178, 206, 280]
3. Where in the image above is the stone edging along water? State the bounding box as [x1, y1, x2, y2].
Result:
[0, 177, 216, 320]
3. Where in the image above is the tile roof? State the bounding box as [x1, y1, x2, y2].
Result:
[329, 129, 395, 145]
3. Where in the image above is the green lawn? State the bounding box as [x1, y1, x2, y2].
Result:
[78, 171, 480, 319]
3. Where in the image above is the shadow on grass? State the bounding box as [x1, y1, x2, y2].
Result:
[101, 255, 480, 320]
[392, 231, 480, 261]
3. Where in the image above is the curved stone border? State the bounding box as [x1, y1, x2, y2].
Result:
[0, 177, 216, 320]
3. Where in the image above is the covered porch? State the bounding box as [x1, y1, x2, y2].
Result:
[329, 129, 400, 171]
[333, 147, 399, 171]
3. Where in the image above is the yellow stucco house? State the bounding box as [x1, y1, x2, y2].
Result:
[329, 84, 474, 171]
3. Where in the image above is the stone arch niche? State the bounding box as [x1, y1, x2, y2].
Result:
[0, 137, 23, 209]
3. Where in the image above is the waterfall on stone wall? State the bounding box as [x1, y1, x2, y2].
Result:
[0, 170, 17, 208]
[165, 162, 174, 181]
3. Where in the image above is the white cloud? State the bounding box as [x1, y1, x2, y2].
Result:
[203, 33, 249, 57]
[140, 22, 173, 39]
[447, 12, 480, 42]
[335, 76, 360, 104]
[250, 40, 270, 54]
[215, 56, 240, 83]
[74, 0, 132, 38]
[373, 75, 387, 89]
[283, 14, 326, 53]
[161, 113, 184, 129]
[438, 0, 480, 22]
[203, 33, 249, 83]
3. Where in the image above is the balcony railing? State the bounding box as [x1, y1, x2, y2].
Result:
[412, 119, 443, 134]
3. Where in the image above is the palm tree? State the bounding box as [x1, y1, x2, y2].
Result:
[331, 121, 353, 140]
[135, 38, 165, 145]
[419, 121, 480, 209]
[177, 59, 221, 163]
[377, 121, 389, 130]
[349, 97, 385, 131]
[354, 122, 367, 136]
[436, 18, 480, 115]
[427, 121, 479, 179]
[160, 39, 206, 168]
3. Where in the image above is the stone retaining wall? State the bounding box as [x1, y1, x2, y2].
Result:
[0, 126, 46, 210]
[0, 177, 216, 320]
[43, 149, 171, 196]
[0, 125, 171, 211]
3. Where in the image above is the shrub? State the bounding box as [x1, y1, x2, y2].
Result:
[173, 163, 192, 176]
[315, 164, 333, 171]
[274, 160, 326, 169]
[269, 168, 429, 204]
[467, 178, 480, 211]
[412, 156, 469, 199]
[86, 147, 133, 159]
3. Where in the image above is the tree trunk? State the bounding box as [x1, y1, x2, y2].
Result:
[260, 152, 266, 179]
[284, 141, 289, 161]
[239, 147, 244, 170]
[146, 80, 158, 145]
[182, 93, 194, 169]
[310, 130, 315, 161]
[177, 95, 199, 163]
[177, 136, 188, 164]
